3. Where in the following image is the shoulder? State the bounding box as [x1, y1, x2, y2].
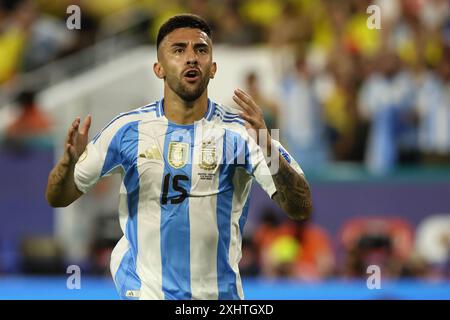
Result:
[211, 101, 246, 128]
[93, 101, 160, 144]
[209, 101, 258, 146]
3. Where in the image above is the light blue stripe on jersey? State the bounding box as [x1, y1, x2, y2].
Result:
[216, 130, 250, 299]
[205, 99, 215, 120]
[160, 123, 194, 300]
[157, 99, 164, 117]
[103, 121, 141, 299]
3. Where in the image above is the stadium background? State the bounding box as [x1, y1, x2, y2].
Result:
[0, 0, 449, 299]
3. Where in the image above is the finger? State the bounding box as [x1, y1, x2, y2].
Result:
[234, 89, 257, 110]
[69, 118, 80, 140]
[66, 123, 73, 139]
[239, 112, 256, 125]
[62, 143, 71, 163]
[234, 89, 251, 103]
[66, 118, 79, 144]
[233, 95, 253, 115]
[79, 114, 91, 135]
[236, 89, 263, 115]
[73, 117, 80, 129]
[235, 88, 252, 100]
[234, 91, 259, 115]
[65, 126, 75, 145]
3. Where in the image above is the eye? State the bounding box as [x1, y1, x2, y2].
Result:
[174, 48, 184, 53]
[198, 48, 208, 54]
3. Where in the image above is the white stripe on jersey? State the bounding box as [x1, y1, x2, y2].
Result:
[188, 125, 223, 299]
[136, 118, 168, 299]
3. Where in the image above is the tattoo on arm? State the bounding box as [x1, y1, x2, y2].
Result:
[46, 161, 82, 207]
[271, 154, 312, 220]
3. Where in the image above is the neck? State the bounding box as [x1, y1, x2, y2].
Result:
[163, 86, 208, 125]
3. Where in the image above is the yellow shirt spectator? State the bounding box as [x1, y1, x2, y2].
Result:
[0, 26, 26, 84]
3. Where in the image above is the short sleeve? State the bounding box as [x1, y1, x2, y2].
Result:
[271, 139, 304, 175]
[74, 120, 124, 194]
[247, 137, 304, 199]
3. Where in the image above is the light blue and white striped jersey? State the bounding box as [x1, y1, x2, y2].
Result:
[74, 98, 303, 300]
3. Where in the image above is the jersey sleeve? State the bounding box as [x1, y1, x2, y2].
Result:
[247, 137, 304, 199]
[271, 139, 304, 175]
[74, 119, 125, 194]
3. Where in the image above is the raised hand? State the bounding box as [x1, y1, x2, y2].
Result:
[233, 88, 270, 145]
[62, 115, 91, 166]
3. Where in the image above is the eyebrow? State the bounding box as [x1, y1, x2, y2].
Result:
[170, 42, 209, 49]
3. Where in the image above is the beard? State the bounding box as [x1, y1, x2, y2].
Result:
[166, 72, 211, 102]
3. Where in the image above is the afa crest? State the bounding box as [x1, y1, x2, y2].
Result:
[199, 140, 217, 171]
[168, 142, 189, 169]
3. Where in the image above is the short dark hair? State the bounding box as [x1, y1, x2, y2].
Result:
[156, 14, 212, 49]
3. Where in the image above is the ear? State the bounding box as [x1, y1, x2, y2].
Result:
[153, 62, 165, 79]
[210, 62, 217, 79]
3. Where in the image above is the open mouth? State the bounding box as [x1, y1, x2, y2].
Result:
[183, 69, 200, 82]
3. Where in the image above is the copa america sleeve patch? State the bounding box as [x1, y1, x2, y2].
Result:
[278, 146, 291, 164]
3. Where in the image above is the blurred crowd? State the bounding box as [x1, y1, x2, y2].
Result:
[0, 0, 449, 280]
[1, 0, 449, 173]
[238, 211, 450, 281]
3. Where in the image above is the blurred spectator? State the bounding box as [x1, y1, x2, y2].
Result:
[254, 210, 335, 280]
[267, 1, 303, 46]
[4, 89, 53, 149]
[278, 52, 329, 171]
[358, 52, 417, 174]
[415, 214, 450, 279]
[0, 0, 29, 84]
[415, 57, 450, 163]
[317, 55, 362, 161]
[345, 233, 402, 278]
[214, 2, 258, 45]
[343, 0, 382, 57]
[292, 221, 335, 281]
[20, 1, 75, 72]
[339, 217, 415, 278]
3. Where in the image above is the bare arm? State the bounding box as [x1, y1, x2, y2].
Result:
[45, 115, 91, 207]
[233, 89, 313, 221]
[270, 147, 313, 220]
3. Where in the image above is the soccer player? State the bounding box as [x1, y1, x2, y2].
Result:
[45, 14, 312, 300]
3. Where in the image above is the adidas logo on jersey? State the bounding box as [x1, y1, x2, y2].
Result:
[139, 145, 162, 161]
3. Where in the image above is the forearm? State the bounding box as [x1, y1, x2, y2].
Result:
[269, 146, 313, 220]
[45, 159, 82, 207]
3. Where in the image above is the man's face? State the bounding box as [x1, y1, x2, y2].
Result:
[155, 27, 217, 102]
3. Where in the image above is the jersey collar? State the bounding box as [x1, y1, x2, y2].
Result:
[157, 98, 215, 121]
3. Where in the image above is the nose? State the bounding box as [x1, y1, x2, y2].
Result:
[186, 47, 198, 66]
